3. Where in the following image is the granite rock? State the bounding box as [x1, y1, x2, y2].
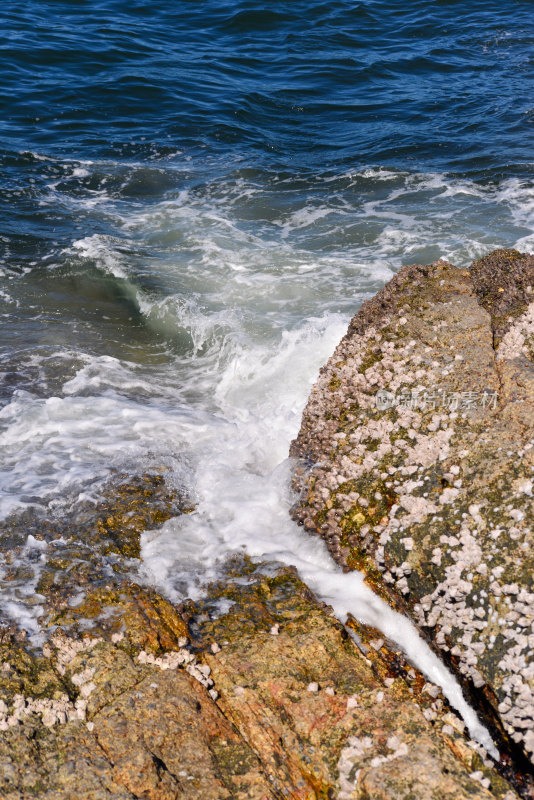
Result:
[0, 558, 520, 799]
[291, 249, 534, 792]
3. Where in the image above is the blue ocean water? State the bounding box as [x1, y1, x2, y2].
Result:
[2, 0, 534, 278]
[0, 1, 534, 664]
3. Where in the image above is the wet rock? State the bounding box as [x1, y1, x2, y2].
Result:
[91, 663, 272, 800]
[0, 631, 273, 799]
[0, 555, 520, 799]
[291, 249, 534, 792]
[0, 471, 191, 624]
[50, 581, 189, 649]
[197, 561, 518, 799]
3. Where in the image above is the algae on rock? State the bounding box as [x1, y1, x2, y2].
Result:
[291, 250, 534, 794]
[0, 548, 522, 799]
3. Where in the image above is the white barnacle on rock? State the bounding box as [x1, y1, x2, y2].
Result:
[513, 478, 533, 496]
[439, 487, 459, 505]
[71, 666, 95, 687]
[0, 692, 79, 730]
[136, 645, 215, 691]
[497, 302, 534, 361]
[400, 493, 436, 521]
[51, 631, 101, 675]
[337, 735, 373, 800]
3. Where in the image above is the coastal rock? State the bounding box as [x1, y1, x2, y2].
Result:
[0, 558, 520, 799]
[0, 623, 273, 799]
[198, 562, 518, 799]
[0, 471, 191, 626]
[291, 249, 534, 790]
[0, 414, 524, 797]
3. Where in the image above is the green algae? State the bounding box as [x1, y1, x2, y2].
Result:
[329, 374, 342, 390]
[210, 740, 260, 778]
[359, 349, 383, 374]
[0, 630, 68, 704]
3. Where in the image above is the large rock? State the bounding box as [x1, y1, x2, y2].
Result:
[0, 551, 521, 798]
[198, 561, 519, 800]
[0, 623, 273, 799]
[291, 249, 534, 789]
[0, 410, 526, 797]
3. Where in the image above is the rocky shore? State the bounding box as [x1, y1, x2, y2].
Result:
[1, 249, 533, 798]
[291, 248, 534, 796]
[0, 551, 522, 799]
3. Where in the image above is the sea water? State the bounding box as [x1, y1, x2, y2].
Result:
[2, 0, 534, 754]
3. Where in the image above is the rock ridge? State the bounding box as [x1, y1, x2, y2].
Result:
[0, 474, 521, 798]
[290, 249, 534, 795]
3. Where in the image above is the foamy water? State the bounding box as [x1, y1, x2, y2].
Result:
[134, 308, 498, 755]
[4, 0, 534, 764]
[3, 163, 534, 756]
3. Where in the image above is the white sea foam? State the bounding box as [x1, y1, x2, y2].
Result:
[279, 205, 337, 235]
[138, 312, 497, 757]
[68, 235, 130, 280]
[4, 161, 531, 754]
[29, 159, 534, 301]
[0, 534, 47, 639]
[0, 387, 200, 517]
[497, 178, 534, 237]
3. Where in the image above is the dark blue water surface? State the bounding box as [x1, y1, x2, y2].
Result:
[3, 1, 534, 644]
[1, 0, 534, 159]
[1, 0, 534, 515]
[2, 0, 534, 167]
[0, 0, 531, 289]
[2, 1, 534, 250]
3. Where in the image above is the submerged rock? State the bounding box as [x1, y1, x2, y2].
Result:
[0, 471, 191, 627]
[291, 249, 534, 793]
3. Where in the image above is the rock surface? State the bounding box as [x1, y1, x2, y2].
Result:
[0, 472, 190, 627]
[0, 557, 521, 799]
[198, 562, 518, 800]
[2, 266, 533, 800]
[0, 622, 273, 799]
[291, 249, 534, 792]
